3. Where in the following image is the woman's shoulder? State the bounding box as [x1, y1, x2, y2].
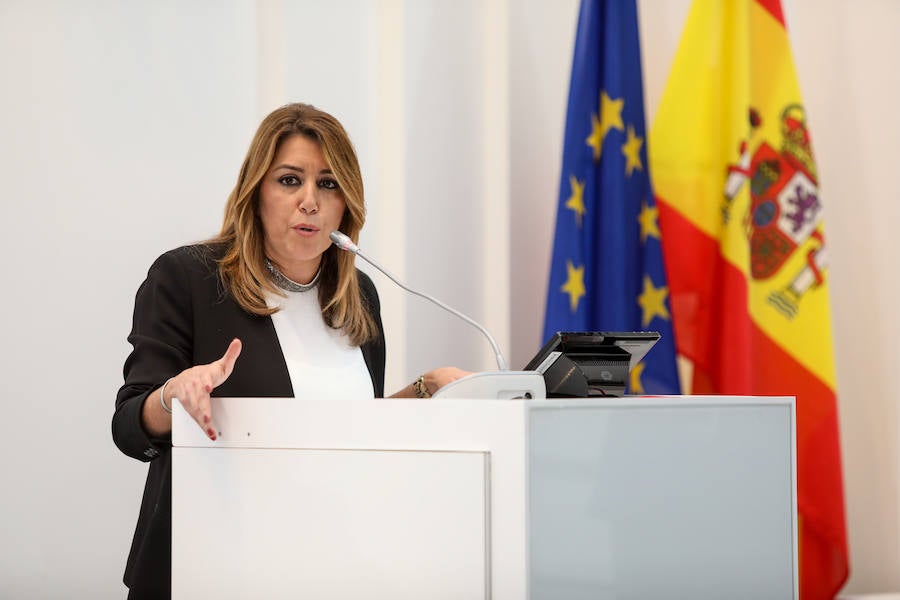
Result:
[356, 268, 378, 300]
[356, 267, 375, 289]
[149, 242, 226, 275]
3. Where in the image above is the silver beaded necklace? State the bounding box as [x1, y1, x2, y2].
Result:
[265, 259, 321, 293]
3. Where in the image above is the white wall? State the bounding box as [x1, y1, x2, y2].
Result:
[0, 0, 897, 597]
[788, 0, 900, 592]
[0, 1, 258, 597]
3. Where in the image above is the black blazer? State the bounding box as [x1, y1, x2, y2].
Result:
[112, 244, 385, 599]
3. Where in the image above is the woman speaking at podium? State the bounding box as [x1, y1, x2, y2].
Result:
[112, 103, 467, 599]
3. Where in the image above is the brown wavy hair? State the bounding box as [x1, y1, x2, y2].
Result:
[207, 103, 376, 345]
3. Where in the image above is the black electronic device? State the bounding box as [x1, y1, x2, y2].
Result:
[523, 331, 661, 397]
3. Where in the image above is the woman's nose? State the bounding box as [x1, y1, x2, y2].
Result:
[297, 187, 318, 214]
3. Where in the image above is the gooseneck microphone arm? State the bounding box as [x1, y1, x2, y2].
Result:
[330, 231, 509, 371]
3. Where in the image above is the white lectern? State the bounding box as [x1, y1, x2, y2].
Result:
[172, 396, 797, 599]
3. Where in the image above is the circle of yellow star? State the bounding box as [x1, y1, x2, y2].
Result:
[565, 175, 586, 227]
[621, 125, 644, 176]
[561, 260, 586, 313]
[629, 361, 646, 395]
[637, 274, 670, 327]
[638, 200, 660, 242]
[585, 90, 624, 161]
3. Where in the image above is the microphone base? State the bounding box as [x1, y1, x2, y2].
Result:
[431, 371, 546, 400]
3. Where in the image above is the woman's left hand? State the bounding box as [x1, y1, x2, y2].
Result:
[422, 367, 471, 396]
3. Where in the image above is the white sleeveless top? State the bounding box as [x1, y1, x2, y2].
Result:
[267, 288, 374, 400]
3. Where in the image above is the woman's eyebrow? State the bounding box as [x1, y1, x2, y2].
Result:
[272, 164, 334, 175]
[272, 164, 304, 172]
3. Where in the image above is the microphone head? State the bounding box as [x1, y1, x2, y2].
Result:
[329, 231, 359, 254]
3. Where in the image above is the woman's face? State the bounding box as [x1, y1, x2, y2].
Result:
[258, 134, 347, 283]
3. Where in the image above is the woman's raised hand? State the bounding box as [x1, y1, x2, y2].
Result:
[166, 338, 242, 440]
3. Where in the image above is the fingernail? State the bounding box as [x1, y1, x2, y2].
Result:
[207, 428, 216, 439]
[203, 414, 210, 424]
[204, 385, 212, 393]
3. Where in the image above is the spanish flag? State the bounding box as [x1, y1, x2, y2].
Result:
[649, 1, 849, 597]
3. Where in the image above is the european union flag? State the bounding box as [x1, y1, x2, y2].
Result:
[542, 0, 681, 395]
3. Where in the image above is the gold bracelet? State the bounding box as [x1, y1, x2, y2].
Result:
[159, 377, 175, 414]
[413, 375, 431, 398]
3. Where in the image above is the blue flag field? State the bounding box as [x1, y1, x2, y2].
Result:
[542, 0, 681, 395]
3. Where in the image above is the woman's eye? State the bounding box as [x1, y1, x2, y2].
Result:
[279, 175, 300, 186]
[319, 178, 339, 190]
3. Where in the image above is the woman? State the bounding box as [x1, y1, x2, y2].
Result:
[112, 103, 467, 599]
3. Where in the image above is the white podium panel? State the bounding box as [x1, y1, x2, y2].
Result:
[172, 395, 796, 600]
[173, 447, 488, 599]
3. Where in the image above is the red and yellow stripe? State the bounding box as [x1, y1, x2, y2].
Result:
[650, 1, 848, 597]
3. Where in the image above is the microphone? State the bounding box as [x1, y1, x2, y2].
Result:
[330, 230, 509, 371]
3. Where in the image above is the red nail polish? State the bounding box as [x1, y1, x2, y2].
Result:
[207, 428, 216, 438]
[203, 415, 210, 424]
[205, 385, 212, 393]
